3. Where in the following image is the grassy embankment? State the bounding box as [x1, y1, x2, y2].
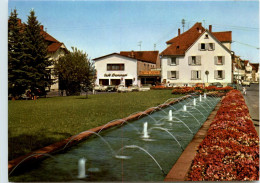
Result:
[9, 90, 182, 160]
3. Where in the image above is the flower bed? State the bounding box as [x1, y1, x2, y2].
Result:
[170, 86, 233, 95]
[188, 90, 259, 181]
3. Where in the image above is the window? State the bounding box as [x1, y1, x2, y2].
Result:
[171, 58, 177, 65]
[200, 43, 206, 50]
[107, 64, 124, 71]
[167, 70, 179, 79]
[171, 71, 177, 79]
[205, 34, 209, 39]
[189, 56, 201, 65]
[208, 43, 214, 50]
[168, 57, 179, 65]
[192, 56, 196, 65]
[214, 56, 224, 65]
[214, 70, 225, 79]
[217, 56, 223, 64]
[191, 70, 201, 80]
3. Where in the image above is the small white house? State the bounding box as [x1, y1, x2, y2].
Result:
[93, 51, 160, 87]
[160, 22, 232, 86]
[93, 53, 139, 87]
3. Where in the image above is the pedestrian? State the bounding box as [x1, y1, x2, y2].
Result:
[243, 87, 247, 95]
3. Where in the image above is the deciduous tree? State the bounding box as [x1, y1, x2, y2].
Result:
[54, 47, 95, 97]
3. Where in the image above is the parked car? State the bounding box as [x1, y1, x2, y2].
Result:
[117, 84, 127, 92]
[128, 85, 139, 92]
[227, 83, 237, 89]
[139, 84, 151, 91]
[94, 85, 108, 92]
[106, 85, 116, 92]
[242, 80, 251, 87]
[209, 82, 223, 88]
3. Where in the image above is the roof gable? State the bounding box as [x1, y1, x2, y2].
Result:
[93, 53, 137, 61]
[161, 22, 232, 56]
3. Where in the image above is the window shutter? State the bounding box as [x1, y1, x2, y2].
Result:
[188, 56, 192, 65]
[214, 70, 218, 79]
[167, 71, 171, 79]
[198, 43, 201, 51]
[223, 70, 225, 79]
[176, 58, 179, 65]
[196, 56, 201, 65]
[205, 43, 209, 50]
[213, 43, 215, 50]
[214, 56, 217, 65]
[167, 58, 171, 65]
[222, 56, 225, 65]
[176, 71, 179, 79]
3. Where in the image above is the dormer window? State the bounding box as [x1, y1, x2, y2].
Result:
[176, 46, 179, 49]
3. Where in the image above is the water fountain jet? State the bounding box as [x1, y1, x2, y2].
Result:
[169, 110, 173, 121]
[77, 158, 87, 179]
[142, 122, 150, 138]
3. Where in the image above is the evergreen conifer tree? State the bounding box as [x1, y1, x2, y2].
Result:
[23, 10, 52, 96]
[8, 9, 29, 99]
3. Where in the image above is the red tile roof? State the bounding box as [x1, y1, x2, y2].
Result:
[120, 51, 159, 64]
[250, 63, 259, 72]
[41, 31, 59, 43]
[47, 42, 63, 52]
[161, 22, 232, 56]
[212, 31, 232, 42]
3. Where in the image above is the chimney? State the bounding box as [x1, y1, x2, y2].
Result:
[40, 25, 44, 31]
[178, 28, 180, 36]
[209, 25, 212, 32]
[131, 50, 135, 58]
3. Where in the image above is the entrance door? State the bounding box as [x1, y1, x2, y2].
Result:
[99, 79, 109, 86]
[125, 79, 133, 87]
[111, 79, 121, 86]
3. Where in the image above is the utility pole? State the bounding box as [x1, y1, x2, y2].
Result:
[138, 41, 142, 51]
[181, 19, 185, 32]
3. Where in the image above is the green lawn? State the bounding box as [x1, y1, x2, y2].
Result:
[9, 90, 182, 160]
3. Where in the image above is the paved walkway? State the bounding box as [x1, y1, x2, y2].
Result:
[241, 83, 259, 134]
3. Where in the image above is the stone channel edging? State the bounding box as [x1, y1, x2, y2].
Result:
[8, 95, 191, 173]
[164, 98, 223, 181]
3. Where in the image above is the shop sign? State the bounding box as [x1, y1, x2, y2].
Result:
[104, 73, 127, 77]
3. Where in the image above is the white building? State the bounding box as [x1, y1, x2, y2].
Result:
[94, 53, 138, 86]
[160, 23, 232, 86]
[93, 51, 160, 87]
[40, 25, 69, 91]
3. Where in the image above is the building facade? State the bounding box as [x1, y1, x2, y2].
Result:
[160, 23, 232, 86]
[93, 51, 160, 87]
[41, 25, 69, 91]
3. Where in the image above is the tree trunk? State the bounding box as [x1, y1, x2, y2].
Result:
[85, 89, 88, 99]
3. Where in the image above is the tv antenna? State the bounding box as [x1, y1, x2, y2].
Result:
[181, 19, 185, 32]
[138, 41, 142, 51]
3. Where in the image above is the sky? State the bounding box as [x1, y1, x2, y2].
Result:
[8, 0, 260, 63]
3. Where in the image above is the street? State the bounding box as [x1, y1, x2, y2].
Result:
[242, 83, 259, 134]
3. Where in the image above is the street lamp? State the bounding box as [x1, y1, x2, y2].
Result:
[205, 70, 209, 84]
